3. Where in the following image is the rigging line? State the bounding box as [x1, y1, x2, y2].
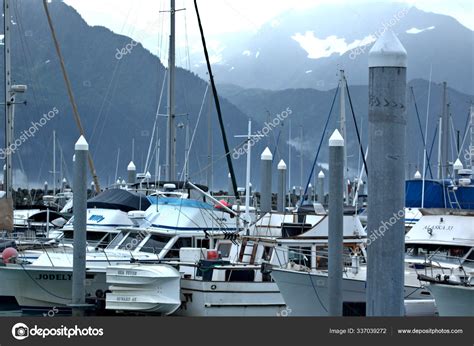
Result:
[156, 1, 167, 59]
[89, 61, 122, 144]
[56, 140, 72, 185]
[185, 137, 249, 182]
[42, 0, 100, 192]
[449, 114, 458, 159]
[144, 70, 168, 174]
[29, 133, 52, 202]
[93, 64, 127, 157]
[16, 150, 27, 190]
[298, 86, 339, 206]
[457, 108, 472, 160]
[179, 84, 209, 182]
[13, 2, 48, 112]
[89, 2, 134, 146]
[307, 271, 329, 313]
[13, 1, 54, 173]
[422, 67, 433, 182]
[183, 6, 192, 71]
[194, 0, 240, 202]
[271, 127, 283, 163]
[410, 86, 434, 178]
[426, 125, 439, 178]
[345, 76, 368, 177]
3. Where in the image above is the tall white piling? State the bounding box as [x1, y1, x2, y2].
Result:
[277, 159, 287, 212]
[127, 161, 136, 185]
[366, 31, 407, 316]
[72, 136, 89, 316]
[318, 170, 325, 204]
[328, 129, 345, 316]
[227, 172, 232, 199]
[260, 147, 273, 213]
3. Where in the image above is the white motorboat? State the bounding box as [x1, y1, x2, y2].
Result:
[0, 190, 238, 313]
[171, 213, 365, 316]
[272, 209, 474, 316]
[418, 273, 474, 316]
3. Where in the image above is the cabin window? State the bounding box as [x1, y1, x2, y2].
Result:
[217, 242, 232, 258]
[196, 238, 210, 249]
[107, 232, 127, 249]
[86, 231, 108, 242]
[225, 269, 255, 282]
[165, 237, 192, 258]
[288, 246, 311, 268]
[262, 246, 273, 262]
[140, 235, 173, 254]
[466, 249, 474, 262]
[118, 232, 143, 251]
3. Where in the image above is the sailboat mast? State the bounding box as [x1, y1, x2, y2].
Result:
[470, 105, 474, 169]
[166, 0, 176, 181]
[438, 81, 449, 179]
[4, 0, 12, 198]
[299, 125, 303, 197]
[339, 70, 349, 204]
[244, 120, 252, 221]
[53, 130, 56, 194]
[288, 119, 292, 201]
[206, 85, 212, 189]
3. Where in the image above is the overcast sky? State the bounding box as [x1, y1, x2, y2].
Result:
[64, 0, 473, 64]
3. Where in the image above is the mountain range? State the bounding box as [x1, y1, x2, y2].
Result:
[0, 0, 473, 192]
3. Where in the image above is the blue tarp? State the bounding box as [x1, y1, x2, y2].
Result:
[405, 179, 474, 209]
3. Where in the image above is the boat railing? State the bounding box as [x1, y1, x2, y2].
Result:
[418, 254, 474, 278]
[272, 246, 358, 273]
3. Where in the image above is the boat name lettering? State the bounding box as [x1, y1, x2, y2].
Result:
[117, 270, 138, 276]
[116, 296, 137, 302]
[423, 225, 454, 231]
[35, 273, 72, 281]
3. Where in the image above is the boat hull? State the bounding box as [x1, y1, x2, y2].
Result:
[271, 268, 435, 316]
[106, 264, 181, 315]
[176, 279, 286, 316]
[428, 283, 474, 316]
[0, 265, 107, 311]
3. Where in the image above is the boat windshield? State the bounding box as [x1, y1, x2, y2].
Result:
[107, 231, 127, 249]
[140, 234, 173, 254]
[118, 232, 144, 251]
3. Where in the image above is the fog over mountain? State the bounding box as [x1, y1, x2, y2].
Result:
[191, 3, 473, 94]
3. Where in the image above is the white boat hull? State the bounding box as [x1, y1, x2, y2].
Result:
[176, 279, 286, 316]
[106, 264, 181, 315]
[271, 268, 435, 316]
[0, 265, 106, 310]
[428, 283, 474, 316]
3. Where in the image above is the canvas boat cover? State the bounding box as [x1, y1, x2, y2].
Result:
[87, 189, 150, 212]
